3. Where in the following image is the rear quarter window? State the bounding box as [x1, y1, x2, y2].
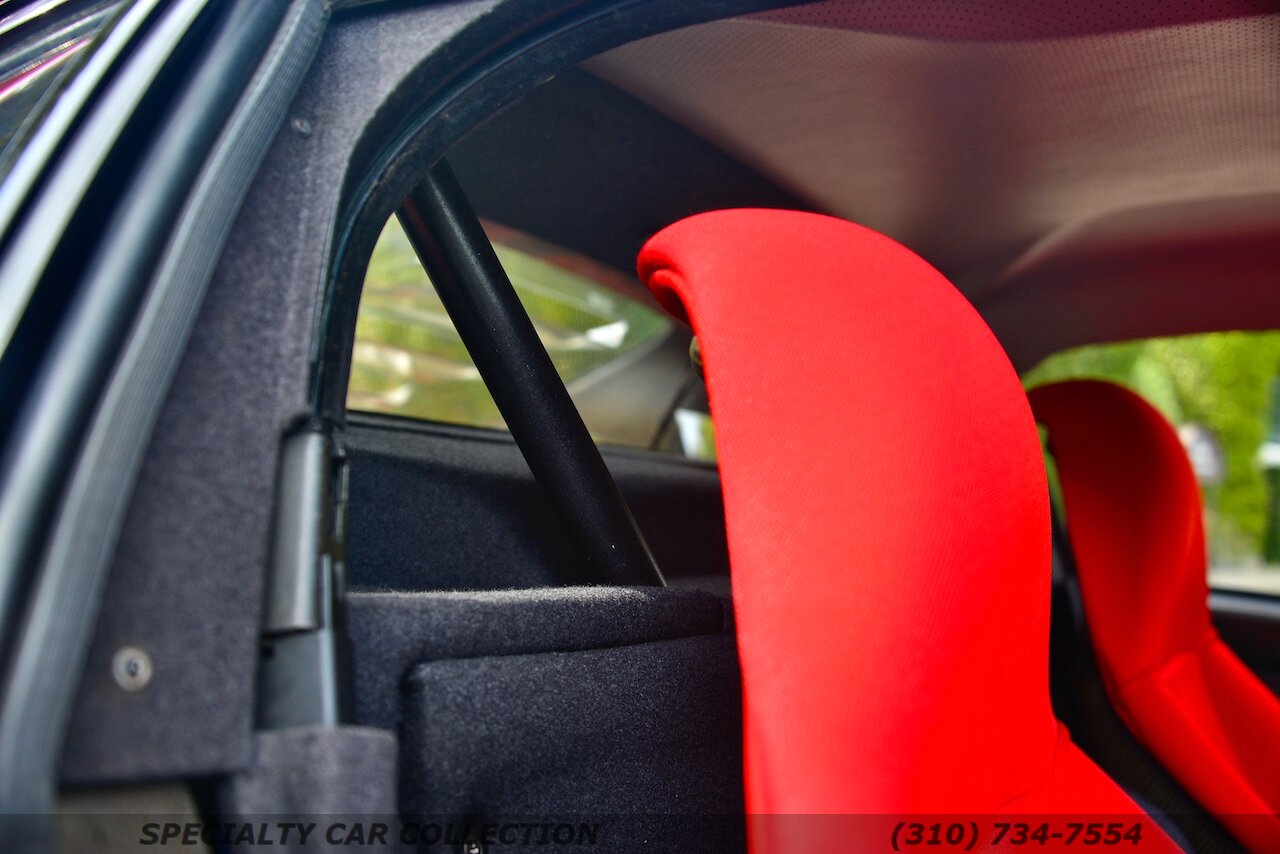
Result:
[348, 217, 715, 458]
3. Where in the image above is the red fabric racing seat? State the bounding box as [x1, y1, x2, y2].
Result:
[637, 210, 1176, 852]
[1031, 379, 1280, 852]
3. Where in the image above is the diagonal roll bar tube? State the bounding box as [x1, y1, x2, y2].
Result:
[396, 159, 665, 587]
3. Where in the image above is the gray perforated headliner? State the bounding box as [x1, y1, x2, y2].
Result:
[585, 2, 1280, 366]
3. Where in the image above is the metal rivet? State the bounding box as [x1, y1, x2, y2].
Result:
[112, 647, 153, 692]
[291, 117, 313, 138]
[460, 841, 483, 854]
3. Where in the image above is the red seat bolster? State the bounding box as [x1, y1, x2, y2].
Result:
[638, 212, 1173, 852]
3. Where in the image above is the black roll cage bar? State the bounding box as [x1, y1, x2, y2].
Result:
[396, 161, 664, 587]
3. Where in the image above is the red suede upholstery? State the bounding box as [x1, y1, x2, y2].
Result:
[1031, 380, 1280, 852]
[637, 211, 1174, 852]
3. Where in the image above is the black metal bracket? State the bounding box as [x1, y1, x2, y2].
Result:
[396, 160, 664, 587]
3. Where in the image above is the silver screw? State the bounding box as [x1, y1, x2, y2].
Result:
[112, 646, 153, 692]
[291, 117, 313, 138]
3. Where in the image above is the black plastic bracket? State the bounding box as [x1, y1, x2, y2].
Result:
[256, 425, 355, 729]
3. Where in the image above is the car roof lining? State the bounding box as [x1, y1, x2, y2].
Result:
[572, 2, 1280, 365]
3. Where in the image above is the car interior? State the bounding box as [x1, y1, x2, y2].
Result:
[19, 0, 1280, 852]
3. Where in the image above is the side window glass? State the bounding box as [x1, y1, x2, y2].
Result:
[1025, 331, 1280, 596]
[349, 217, 714, 459]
